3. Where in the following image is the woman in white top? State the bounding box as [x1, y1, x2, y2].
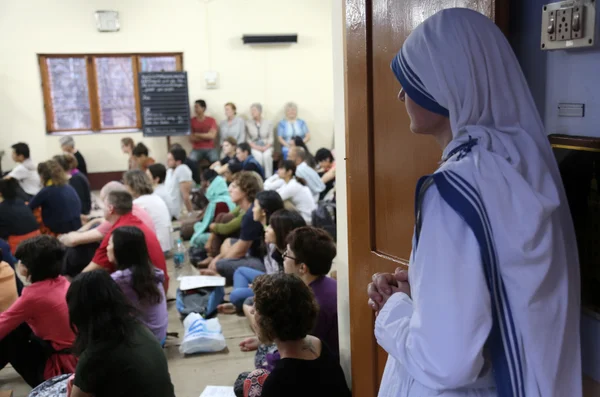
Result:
[246, 103, 274, 178]
[220, 103, 246, 145]
[123, 170, 172, 253]
[275, 160, 315, 224]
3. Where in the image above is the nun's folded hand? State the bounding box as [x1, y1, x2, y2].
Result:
[368, 268, 411, 312]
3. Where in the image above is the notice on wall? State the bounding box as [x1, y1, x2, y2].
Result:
[139, 72, 190, 137]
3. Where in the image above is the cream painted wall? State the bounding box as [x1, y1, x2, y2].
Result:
[332, 0, 351, 386]
[0, 0, 333, 173]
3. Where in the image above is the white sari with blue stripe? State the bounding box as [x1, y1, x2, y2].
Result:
[375, 8, 581, 397]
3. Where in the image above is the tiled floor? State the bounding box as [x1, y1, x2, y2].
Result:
[0, 258, 255, 397]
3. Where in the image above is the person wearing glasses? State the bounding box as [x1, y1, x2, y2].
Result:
[282, 226, 339, 357]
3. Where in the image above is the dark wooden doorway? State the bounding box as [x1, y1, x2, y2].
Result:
[343, 1, 508, 395]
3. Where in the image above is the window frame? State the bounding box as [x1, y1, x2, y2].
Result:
[38, 52, 183, 134]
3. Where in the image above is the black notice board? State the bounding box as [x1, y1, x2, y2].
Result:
[139, 72, 191, 137]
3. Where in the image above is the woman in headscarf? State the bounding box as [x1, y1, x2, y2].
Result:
[367, 8, 581, 397]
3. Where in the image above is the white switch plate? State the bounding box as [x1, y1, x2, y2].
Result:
[204, 71, 219, 89]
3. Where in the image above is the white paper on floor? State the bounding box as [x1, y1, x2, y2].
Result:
[199, 385, 236, 397]
[179, 275, 226, 290]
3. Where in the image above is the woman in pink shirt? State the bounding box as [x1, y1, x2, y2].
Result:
[0, 235, 77, 387]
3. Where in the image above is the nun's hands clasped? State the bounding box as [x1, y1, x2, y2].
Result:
[367, 268, 411, 313]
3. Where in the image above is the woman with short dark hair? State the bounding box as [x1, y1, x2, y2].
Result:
[67, 270, 175, 397]
[29, 160, 82, 235]
[243, 273, 350, 397]
[0, 235, 77, 388]
[107, 226, 168, 343]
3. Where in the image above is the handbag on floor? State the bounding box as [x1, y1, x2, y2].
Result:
[175, 286, 224, 319]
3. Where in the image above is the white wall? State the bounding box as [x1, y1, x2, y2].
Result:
[0, 0, 333, 172]
[332, 0, 351, 386]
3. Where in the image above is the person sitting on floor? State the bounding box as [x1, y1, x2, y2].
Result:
[288, 147, 324, 202]
[190, 169, 236, 249]
[67, 270, 175, 397]
[29, 159, 82, 235]
[0, 238, 23, 294]
[165, 146, 194, 218]
[200, 172, 263, 283]
[237, 209, 307, 349]
[0, 246, 18, 312]
[272, 160, 316, 224]
[147, 163, 176, 218]
[0, 178, 40, 252]
[289, 136, 317, 169]
[230, 143, 265, 180]
[210, 137, 239, 179]
[54, 154, 92, 215]
[3, 142, 41, 200]
[284, 226, 339, 357]
[243, 273, 350, 397]
[314, 148, 336, 201]
[0, 236, 77, 388]
[121, 137, 137, 171]
[82, 190, 169, 292]
[59, 136, 87, 176]
[107, 226, 168, 343]
[123, 170, 172, 254]
[217, 191, 286, 315]
[170, 143, 201, 185]
[60, 181, 156, 278]
[132, 142, 156, 172]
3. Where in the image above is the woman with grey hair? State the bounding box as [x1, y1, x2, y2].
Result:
[277, 102, 310, 160]
[59, 136, 87, 176]
[123, 170, 172, 253]
[246, 103, 274, 177]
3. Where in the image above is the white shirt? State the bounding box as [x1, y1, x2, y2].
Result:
[164, 164, 193, 217]
[276, 178, 316, 224]
[263, 174, 285, 191]
[296, 162, 325, 202]
[153, 183, 176, 219]
[8, 159, 41, 196]
[133, 194, 173, 252]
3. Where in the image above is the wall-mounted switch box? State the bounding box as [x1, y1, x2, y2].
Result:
[558, 103, 585, 117]
[541, 0, 595, 50]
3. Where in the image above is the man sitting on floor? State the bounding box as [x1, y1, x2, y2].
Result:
[82, 190, 169, 292]
[3, 143, 41, 200]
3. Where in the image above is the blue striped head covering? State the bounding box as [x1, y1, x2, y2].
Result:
[391, 48, 449, 118]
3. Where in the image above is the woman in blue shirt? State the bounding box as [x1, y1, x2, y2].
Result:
[277, 102, 310, 160]
[29, 160, 82, 235]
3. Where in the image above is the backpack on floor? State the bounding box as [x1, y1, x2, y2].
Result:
[175, 287, 224, 320]
[311, 202, 337, 241]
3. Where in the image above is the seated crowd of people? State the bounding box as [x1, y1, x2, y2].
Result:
[0, 104, 344, 396]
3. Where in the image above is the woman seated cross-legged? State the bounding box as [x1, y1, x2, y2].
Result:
[216, 192, 289, 314]
[107, 226, 168, 343]
[54, 153, 92, 215]
[242, 273, 350, 397]
[67, 270, 175, 397]
[200, 171, 263, 282]
[0, 235, 77, 388]
[274, 161, 316, 224]
[29, 159, 82, 235]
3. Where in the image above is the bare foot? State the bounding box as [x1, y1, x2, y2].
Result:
[217, 303, 237, 315]
[199, 269, 218, 276]
[239, 336, 260, 352]
[197, 257, 213, 268]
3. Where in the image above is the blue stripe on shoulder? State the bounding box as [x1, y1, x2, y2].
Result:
[432, 170, 524, 397]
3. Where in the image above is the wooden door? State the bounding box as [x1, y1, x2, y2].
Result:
[344, 1, 509, 395]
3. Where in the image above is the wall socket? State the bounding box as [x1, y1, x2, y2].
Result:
[541, 0, 595, 50]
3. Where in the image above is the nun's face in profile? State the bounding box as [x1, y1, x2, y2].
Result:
[399, 87, 448, 135]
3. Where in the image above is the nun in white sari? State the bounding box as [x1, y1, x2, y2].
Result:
[368, 8, 582, 397]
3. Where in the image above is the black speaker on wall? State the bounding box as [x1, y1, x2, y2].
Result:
[242, 34, 298, 45]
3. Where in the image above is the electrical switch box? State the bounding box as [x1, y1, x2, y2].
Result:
[541, 0, 595, 50]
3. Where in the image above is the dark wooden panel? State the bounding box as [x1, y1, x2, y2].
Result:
[87, 171, 124, 191]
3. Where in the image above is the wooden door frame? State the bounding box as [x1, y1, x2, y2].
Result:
[343, 1, 510, 395]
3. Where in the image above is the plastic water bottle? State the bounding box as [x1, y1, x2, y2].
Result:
[174, 238, 186, 277]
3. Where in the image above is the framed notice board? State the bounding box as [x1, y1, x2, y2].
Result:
[139, 72, 191, 137]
